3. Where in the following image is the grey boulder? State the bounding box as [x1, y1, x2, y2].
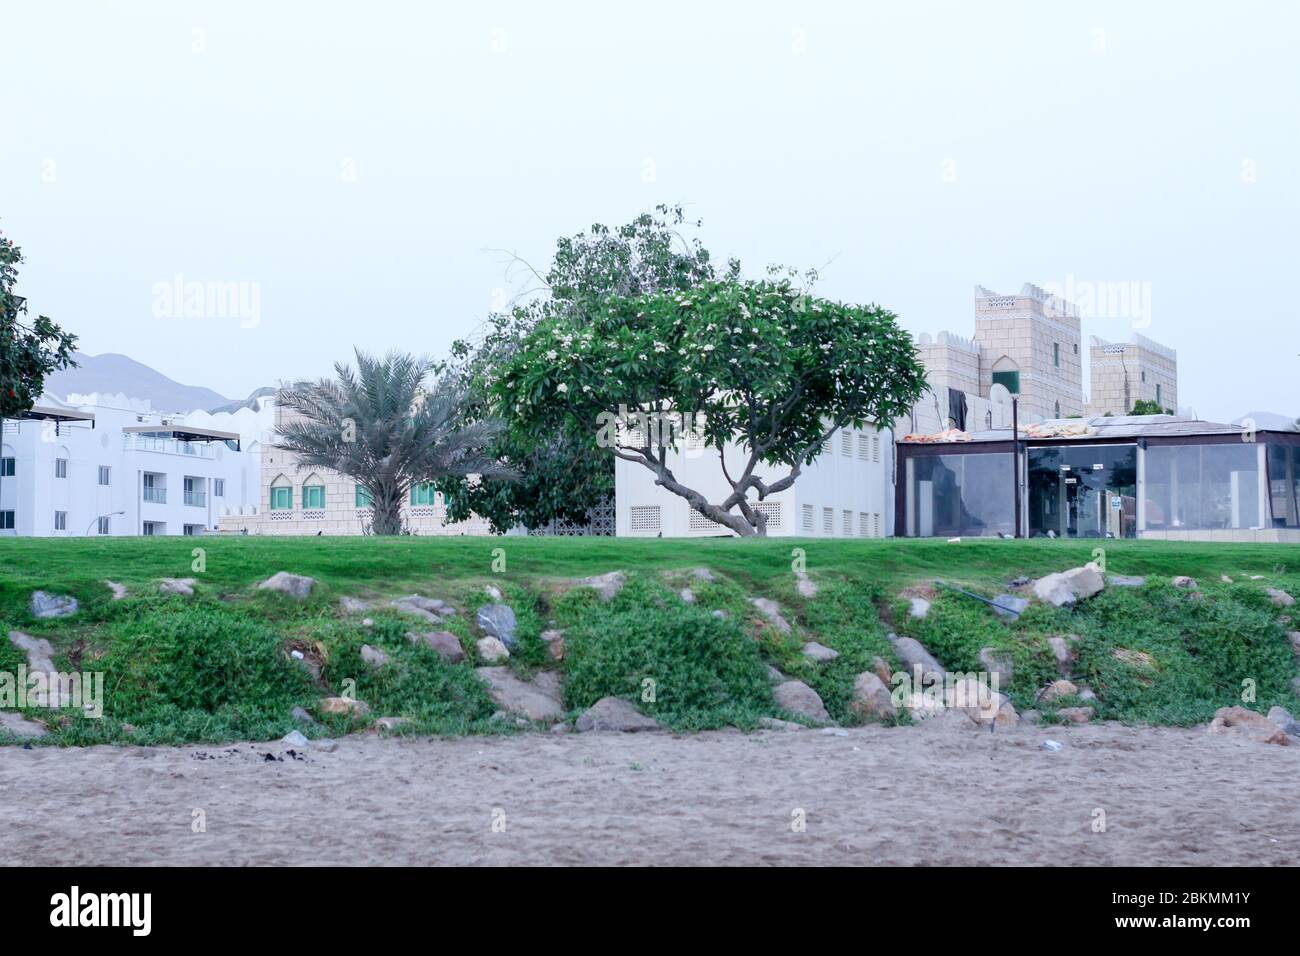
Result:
[575, 696, 662, 733]
[30, 591, 78, 619]
[476, 603, 518, 648]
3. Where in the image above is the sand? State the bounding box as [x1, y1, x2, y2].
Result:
[1, 719, 1296, 866]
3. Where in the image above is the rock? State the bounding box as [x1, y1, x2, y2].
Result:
[281, 730, 309, 747]
[945, 677, 1018, 727]
[484, 585, 503, 601]
[891, 636, 945, 682]
[540, 629, 565, 661]
[801, 641, 840, 662]
[711, 609, 728, 619]
[1038, 679, 1079, 703]
[0, 711, 48, 739]
[30, 591, 78, 619]
[575, 696, 662, 732]
[1293, 675, 1300, 698]
[901, 692, 946, 721]
[359, 644, 390, 669]
[1057, 706, 1094, 724]
[759, 717, 806, 731]
[795, 572, 818, 598]
[104, 581, 127, 601]
[1047, 635, 1076, 676]
[1266, 587, 1295, 608]
[8, 631, 68, 707]
[820, 727, 849, 737]
[1020, 709, 1041, 725]
[1288, 631, 1300, 656]
[390, 594, 453, 622]
[678, 587, 695, 605]
[550, 722, 571, 735]
[1170, 575, 1198, 590]
[1107, 574, 1146, 587]
[978, 647, 1014, 688]
[476, 603, 518, 647]
[409, 630, 465, 664]
[475, 667, 564, 722]
[990, 594, 1029, 620]
[1078, 687, 1098, 702]
[257, 572, 315, 598]
[1032, 565, 1104, 607]
[362, 618, 375, 628]
[691, 567, 716, 583]
[373, 716, 411, 733]
[750, 598, 791, 634]
[872, 656, 894, 685]
[1207, 706, 1290, 745]
[576, 571, 626, 602]
[849, 672, 897, 720]
[1266, 706, 1300, 736]
[765, 665, 785, 683]
[291, 706, 318, 726]
[318, 697, 369, 718]
[1220, 575, 1234, 584]
[908, 597, 931, 619]
[476, 637, 510, 662]
[339, 596, 370, 613]
[313, 738, 339, 753]
[159, 577, 195, 597]
[773, 680, 829, 722]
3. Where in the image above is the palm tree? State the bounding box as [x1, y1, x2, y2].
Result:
[276, 350, 516, 535]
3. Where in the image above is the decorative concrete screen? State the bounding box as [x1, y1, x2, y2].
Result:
[904, 451, 1015, 538]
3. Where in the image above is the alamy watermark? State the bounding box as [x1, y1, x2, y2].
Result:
[595, 404, 707, 458]
[152, 274, 261, 328]
[1040, 274, 1152, 329]
[1, 667, 104, 717]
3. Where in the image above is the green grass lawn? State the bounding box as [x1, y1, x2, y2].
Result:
[0, 535, 1296, 745]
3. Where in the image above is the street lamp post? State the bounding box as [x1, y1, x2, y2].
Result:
[86, 510, 125, 536]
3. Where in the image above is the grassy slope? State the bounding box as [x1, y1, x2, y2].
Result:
[0, 536, 1296, 744]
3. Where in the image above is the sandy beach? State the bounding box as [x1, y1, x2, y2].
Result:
[1, 719, 1295, 866]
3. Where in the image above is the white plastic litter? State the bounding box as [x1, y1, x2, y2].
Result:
[1041, 739, 1064, 752]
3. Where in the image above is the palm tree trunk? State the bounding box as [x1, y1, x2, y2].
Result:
[372, 487, 405, 535]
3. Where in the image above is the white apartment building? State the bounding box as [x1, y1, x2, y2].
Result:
[615, 423, 892, 538]
[0, 393, 263, 537]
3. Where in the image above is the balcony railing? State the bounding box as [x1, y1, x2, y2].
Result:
[184, 491, 207, 507]
[142, 486, 167, 504]
[124, 434, 215, 459]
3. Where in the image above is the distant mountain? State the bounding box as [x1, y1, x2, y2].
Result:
[44, 352, 235, 414]
[1233, 411, 1299, 432]
[206, 387, 278, 415]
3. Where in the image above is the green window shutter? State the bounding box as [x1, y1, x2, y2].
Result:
[303, 485, 325, 509]
[271, 487, 292, 510]
[991, 370, 1020, 394]
[355, 485, 372, 508]
[411, 483, 435, 506]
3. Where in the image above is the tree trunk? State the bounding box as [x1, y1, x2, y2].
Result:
[372, 488, 405, 535]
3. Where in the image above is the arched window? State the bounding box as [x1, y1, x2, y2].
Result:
[270, 474, 293, 510]
[990, 356, 1020, 395]
[301, 473, 326, 509]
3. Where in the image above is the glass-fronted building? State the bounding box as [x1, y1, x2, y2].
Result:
[897, 416, 1300, 542]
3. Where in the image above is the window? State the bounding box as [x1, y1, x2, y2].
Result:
[859, 512, 870, 536]
[841, 432, 852, 457]
[842, 510, 852, 534]
[1155, 383, 1163, 406]
[1144, 443, 1261, 531]
[143, 472, 166, 503]
[802, 504, 813, 532]
[857, 434, 870, 459]
[410, 482, 436, 506]
[1, 511, 15, 530]
[872, 436, 881, 462]
[1054, 401, 1061, 418]
[874, 513, 882, 537]
[991, 370, 1020, 394]
[98, 465, 111, 485]
[822, 507, 833, 534]
[1, 457, 15, 477]
[184, 524, 203, 536]
[270, 486, 292, 510]
[1140, 371, 1147, 383]
[754, 501, 782, 530]
[96, 516, 111, 535]
[54, 511, 67, 531]
[183, 476, 206, 507]
[905, 452, 1016, 537]
[688, 509, 723, 531]
[1053, 343, 1060, 368]
[629, 505, 661, 532]
[55, 457, 68, 478]
[355, 484, 373, 508]
[303, 485, 326, 509]
[213, 478, 225, 497]
[1073, 343, 1078, 355]
[143, 522, 160, 536]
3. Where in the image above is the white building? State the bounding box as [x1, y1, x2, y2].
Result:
[0, 393, 264, 537]
[615, 423, 893, 538]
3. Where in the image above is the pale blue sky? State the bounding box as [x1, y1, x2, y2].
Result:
[3, 0, 1296, 421]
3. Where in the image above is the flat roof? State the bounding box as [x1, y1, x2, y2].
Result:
[20, 405, 96, 424]
[122, 424, 241, 443]
[901, 414, 1295, 447]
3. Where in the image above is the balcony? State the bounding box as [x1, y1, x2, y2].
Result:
[142, 486, 167, 504]
[123, 434, 215, 459]
[184, 491, 207, 507]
